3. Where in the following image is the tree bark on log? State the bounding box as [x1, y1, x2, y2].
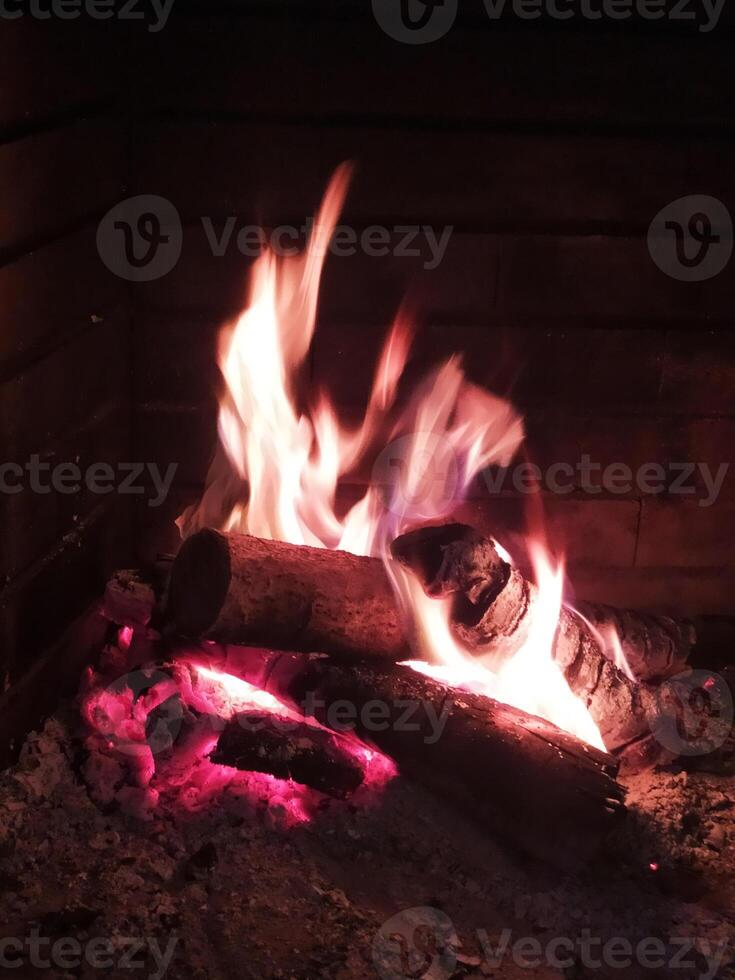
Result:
[217, 650, 626, 870]
[166, 529, 407, 660]
[210, 710, 365, 799]
[574, 601, 693, 681]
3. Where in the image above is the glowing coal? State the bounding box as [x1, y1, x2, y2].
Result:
[80, 634, 396, 824]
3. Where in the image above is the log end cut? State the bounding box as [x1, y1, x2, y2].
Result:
[166, 529, 232, 637]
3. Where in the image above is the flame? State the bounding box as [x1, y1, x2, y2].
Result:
[571, 605, 637, 682]
[180, 166, 605, 750]
[493, 545, 606, 751]
[398, 544, 605, 751]
[194, 664, 298, 719]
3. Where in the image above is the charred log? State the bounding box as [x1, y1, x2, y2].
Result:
[574, 600, 693, 681]
[392, 524, 693, 681]
[392, 524, 693, 761]
[240, 651, 627, 870]
[210, 711, 365, 799]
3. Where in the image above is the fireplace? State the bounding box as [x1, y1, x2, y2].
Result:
[1, 4, 734, 978]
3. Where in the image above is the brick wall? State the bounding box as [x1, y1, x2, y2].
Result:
[0, 18, 133, 758]
[2, 6, 734, 766]
[125, 8, 735, 617]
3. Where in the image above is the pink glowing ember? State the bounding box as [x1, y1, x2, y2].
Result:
[80, 644, 395, 824]
[117, 626, 133, 651]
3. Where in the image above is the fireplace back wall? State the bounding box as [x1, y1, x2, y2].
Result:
[127, 6, 735, 618]
[0, 17, 133, 744]
[1, 4, 734, 764]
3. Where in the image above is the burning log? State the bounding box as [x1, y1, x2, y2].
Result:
[167, 528, 692, 672]
[217, 650, 626, 869]
[573, 600, 693, 682]
[391, 524, 692, 763]
[210, 711, 365, 799]
[166, 528, 407, 659]
[391, 523, 692, 682]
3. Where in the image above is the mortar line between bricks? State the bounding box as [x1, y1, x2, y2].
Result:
[632, 499, 643, 567]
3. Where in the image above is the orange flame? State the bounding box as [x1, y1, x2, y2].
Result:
[179, 166, 605, 750]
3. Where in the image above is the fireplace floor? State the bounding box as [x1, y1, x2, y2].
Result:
[0, 709, 733, 980]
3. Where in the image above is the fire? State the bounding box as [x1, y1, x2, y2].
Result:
[574, 608, 637, 683]
[194, 664, 297, 719]
[81, 651, 396, 822]
[192, 664, 397, 789]
[180, 166, 605, 750]
[398, 544, 605, 751]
